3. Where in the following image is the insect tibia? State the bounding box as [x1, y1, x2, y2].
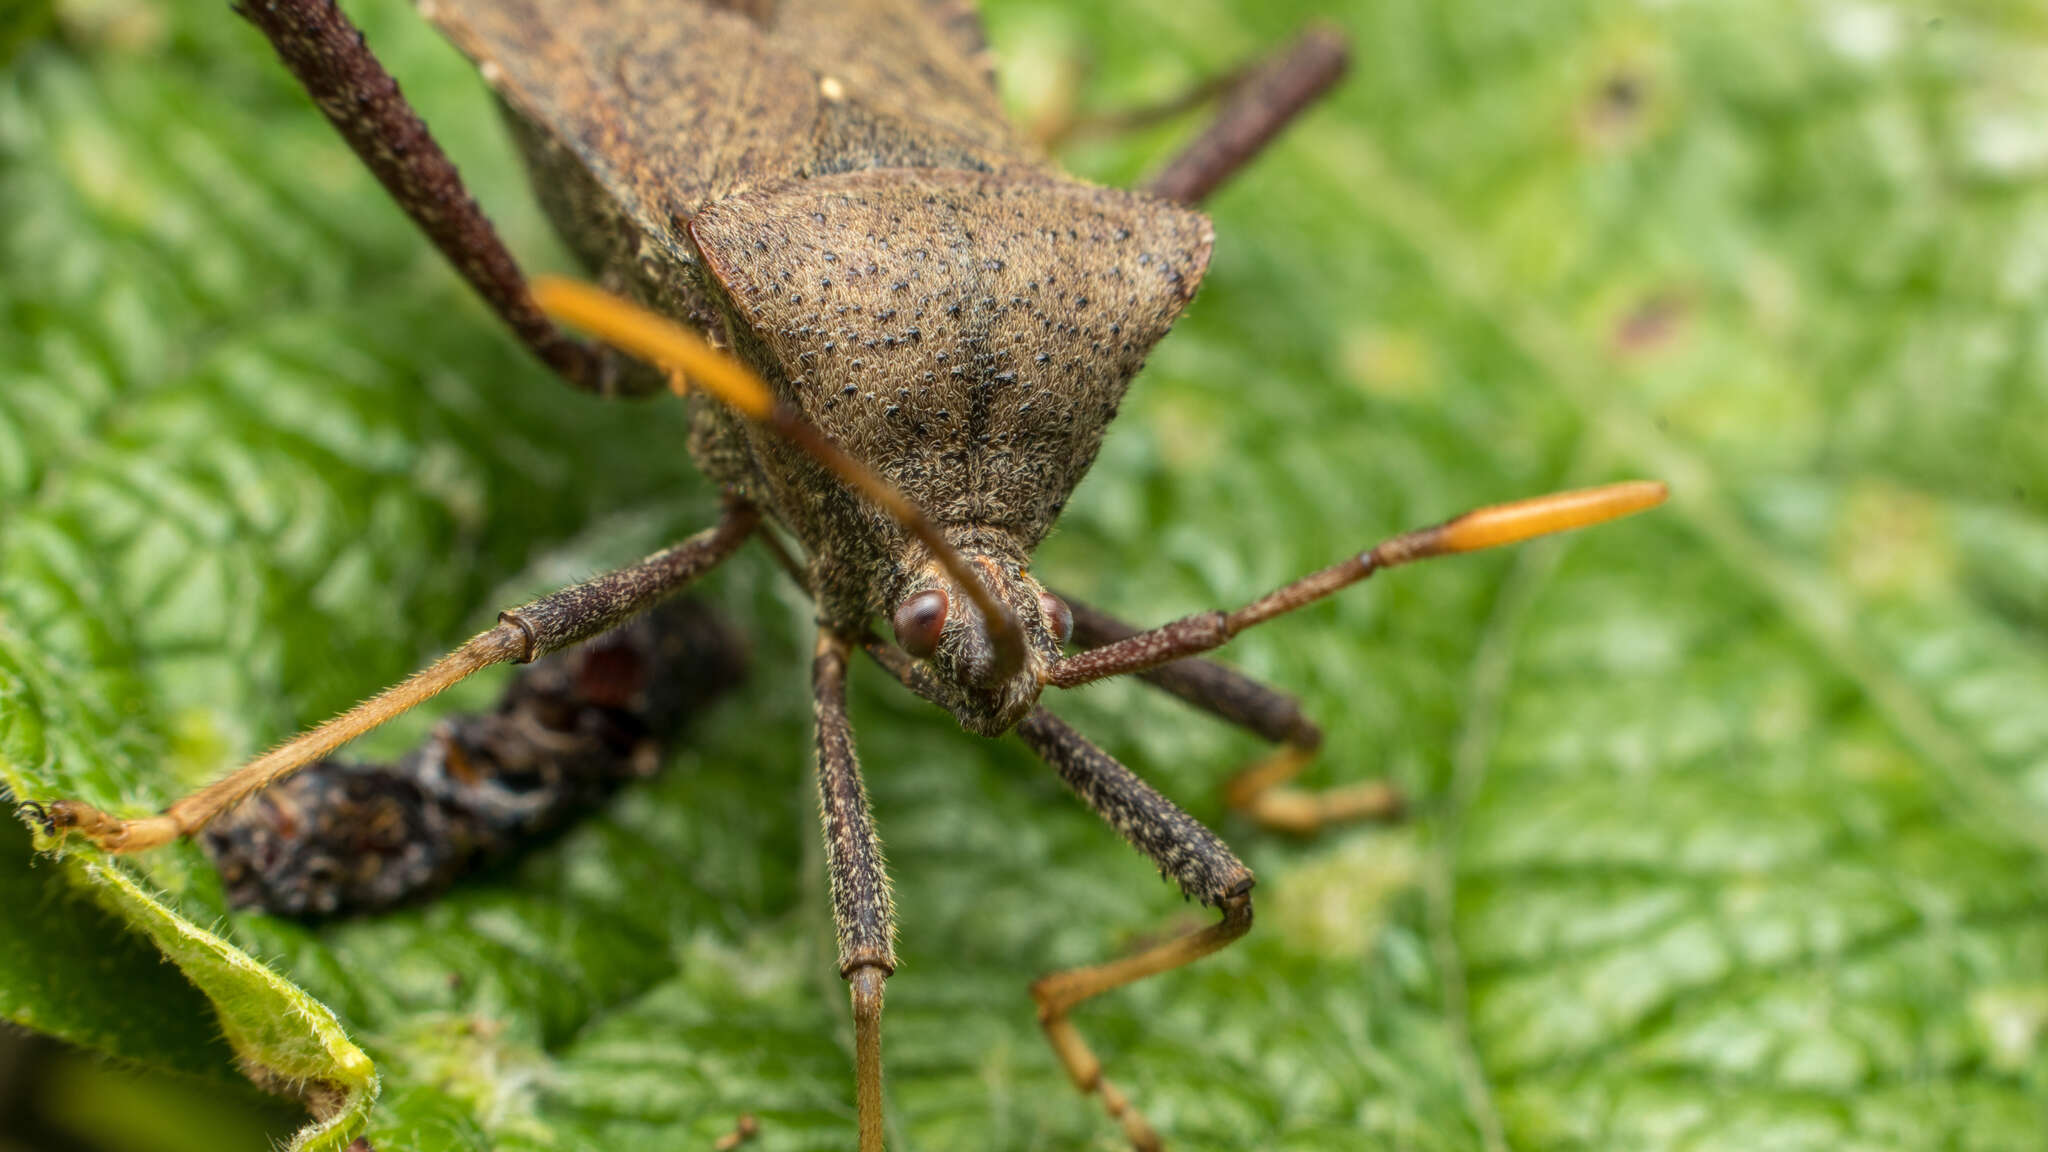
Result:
[204, 600, 745, 918]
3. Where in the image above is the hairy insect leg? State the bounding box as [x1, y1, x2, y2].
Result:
[1014, 710, 1256, 1152]
[205, 598, 747, 917]
[1144, 24, 1349, 206]
[235, 0, 639, 394]
[812, 632, 897, 1152]
[44, 501, 759, 854]
[1033, 24, 1345, 208]
[1063, 597, 1400, 835]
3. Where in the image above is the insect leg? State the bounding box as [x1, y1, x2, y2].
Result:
[235, 0, 632, 394]
[1014, 709, 1256, 1152]
[813, 631, 896, 1152]
[1030, 66, 1236, 152]
[1063, 596, 1401, 835]
[1144, 25, 1349, 206]
[205, 598, 746, 917]
[43, 500, 759, 854]
[712, 1113, 760, 1151]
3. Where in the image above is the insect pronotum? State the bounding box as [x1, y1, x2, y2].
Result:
[35, 2, 1668, 1148]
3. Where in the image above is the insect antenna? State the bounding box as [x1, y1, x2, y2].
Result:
[533, 278, 1028, 678]
[1045, 481, 1668, 688]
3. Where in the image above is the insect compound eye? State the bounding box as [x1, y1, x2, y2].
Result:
[1039, 592, 1073, 647]
[892, 589, 949, 659]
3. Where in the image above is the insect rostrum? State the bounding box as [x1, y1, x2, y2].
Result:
[35, 2, 1665, 1149]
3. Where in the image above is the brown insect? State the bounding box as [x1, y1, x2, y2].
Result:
[36, 1, 1666, 1148]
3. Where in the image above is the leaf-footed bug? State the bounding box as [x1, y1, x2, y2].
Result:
[37, 1, 1667, 1147]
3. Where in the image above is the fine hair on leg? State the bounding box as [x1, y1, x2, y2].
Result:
[235, 0, 632, 393]
[43, 500, 759, 853]
[1063, 595, 1401, 834]
[813, 631, 895, 1152]
[1144, 25, 1350, 206]
[205, 598, 747, 917]
[1013, 708, 1255, 1152]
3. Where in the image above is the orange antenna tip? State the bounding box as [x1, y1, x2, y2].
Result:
[533, 276, 771, 419]
[1421, 480, 1667, 558]
[1052, 480, 1667, 688]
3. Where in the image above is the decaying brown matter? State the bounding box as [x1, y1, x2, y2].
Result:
[33, 3, 1669, 1150]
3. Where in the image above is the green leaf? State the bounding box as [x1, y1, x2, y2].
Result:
[5, 0, 2048, 1149]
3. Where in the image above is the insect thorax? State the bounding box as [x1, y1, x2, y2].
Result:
[685, 168, 1212, 622]
[486, 30, 1211, 625]
[451, 0, 1212, 624]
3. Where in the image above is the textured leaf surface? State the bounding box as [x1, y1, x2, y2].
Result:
[4, 0, 2047, 1149]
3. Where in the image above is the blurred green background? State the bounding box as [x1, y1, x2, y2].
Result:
[3, 0, 2047, 1149]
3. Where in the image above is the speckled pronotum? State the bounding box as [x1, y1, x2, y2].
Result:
[35, 2, 1667, 1148]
